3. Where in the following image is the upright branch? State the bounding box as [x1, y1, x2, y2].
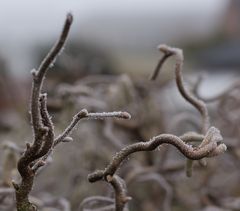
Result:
[30, 13, 73, 138]
[14, 13, 131, 211]
[14, 14, 73, 211]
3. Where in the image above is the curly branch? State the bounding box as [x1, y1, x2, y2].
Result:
[14, 13, 131, 211]
[151, 44, 209, 133]
[150, 44, 212, 176]
[88, 127, 226, 183]
[106, 175, 131, 211]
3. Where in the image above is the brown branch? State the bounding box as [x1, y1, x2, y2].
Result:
[80, 176, 131, 211]
[54, 109, 131, 146]
[14, 13, 130, 211]
[150, 50, 173, 80]
[151, 44, 209, 133]
[150, 44, 212, 176]
[14, 13, 73, 211]
[106, 175, 131, 211]
[88, 127, 226, 183]
[30, 13, 73, 140]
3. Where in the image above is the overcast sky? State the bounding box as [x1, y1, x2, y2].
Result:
[0, 0, 229, 76]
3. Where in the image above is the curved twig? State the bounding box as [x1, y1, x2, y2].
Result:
[88, 127, 226, 183]
[14, 13, 131, 211]
[151, 44, 209, 133]
[150, 44, 211, 176]
[30, 13, 73, 139]
[106, 175, 131, 211]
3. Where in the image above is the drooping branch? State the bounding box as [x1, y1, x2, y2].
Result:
[151, 44, 209, 133]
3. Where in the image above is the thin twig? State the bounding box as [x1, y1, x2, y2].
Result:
[106, 175, 131, 211]
[88, 127, 226, 183]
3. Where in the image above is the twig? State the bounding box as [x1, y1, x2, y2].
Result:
[54, 109, 130, 147]
[151, 44, 209, 133]
[14, 13, 131, 211]
[106, 175, 131, 211]
[88, 127, 226, 183]
[15, 13, 73, 211]
[150, 44, 211, 176]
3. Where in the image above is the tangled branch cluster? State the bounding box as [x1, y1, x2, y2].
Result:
[86, 46, 227, 210]
[0, 13, 227, 211]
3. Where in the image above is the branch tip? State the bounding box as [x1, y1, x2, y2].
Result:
[77, 109, 88, 118]
[66, 13, 73, 25]
[120, 111, 131, 119]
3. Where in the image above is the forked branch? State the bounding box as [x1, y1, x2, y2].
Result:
[14, 13, 131, 211]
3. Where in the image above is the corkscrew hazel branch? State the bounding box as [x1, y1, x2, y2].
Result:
[14, 13, 131, 211]
[150, 44, 211, 176]
[106, 175, 131, 211]
[151, 44, 210, 133]
[88, 127, 226, 183]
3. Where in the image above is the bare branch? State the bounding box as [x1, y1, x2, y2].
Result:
[151, 44, 210, 133]
[54, 109, 131, 146]
[15, 13, 73, 211]
[88, 127, 226, 183]
[30, 13, 73, 139]
[106, 175, 131, 211]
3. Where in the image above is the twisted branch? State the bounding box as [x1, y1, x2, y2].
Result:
[106, 175, 131, 211]
[88, 127, 226, 183]
[150, 44, 211, 176]
[151, 44, 209, 133]
[14, 13, 131, 211]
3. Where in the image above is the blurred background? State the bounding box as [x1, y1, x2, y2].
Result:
[0, 0, 239, 112]
[1, 0, 240, 210]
